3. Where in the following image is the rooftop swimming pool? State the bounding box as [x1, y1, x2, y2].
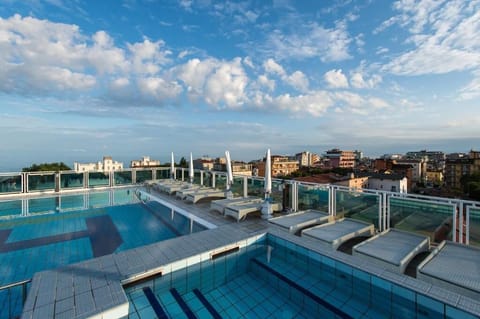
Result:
[125, 233, 478, 319]
[0, 188, 213, 319]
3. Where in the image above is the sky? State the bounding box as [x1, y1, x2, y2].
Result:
[0, 0, 479, 171]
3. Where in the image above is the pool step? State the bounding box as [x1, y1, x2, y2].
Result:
[170, 288, 197, 319]
[251, 258, 354, 319]
[142, 287, 169, 319]
[142, 287, 221, 319]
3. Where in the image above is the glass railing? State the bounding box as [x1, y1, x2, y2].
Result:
[467, 206, 480, 247]
[28, 197, 57, 215]
[216, 174, 227, 190]
[0, 174, 22, 194]
[156, 168, 170, 180]
[135, 169, 153, 184]
[60, 172, 84, 189]
[88, 172, 109, 188]
[297, 183, 329, 212]
[389, 197, 455, 243]
[336, 189, 381, 228]
[231, 176, 244, 196]
[114, 171, 133, 185]
[247, 177, 264, 198]
[1, 167, 480, 246]
[89, 191, 110, 207]
[27, 173, 55, 192]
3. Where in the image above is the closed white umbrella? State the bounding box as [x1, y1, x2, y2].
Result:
[262, 148, 273, 219]
[264, 148, 272, 196]
[189, 152, 194, 184]
[225, 150, 234, 198]
[171, 152, 175, 180]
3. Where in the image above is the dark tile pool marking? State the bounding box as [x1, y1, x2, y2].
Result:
[86, 215, 123, 257]
[193, 288, 222, 319]
[0, 215, 122, 257]
[251, 258, 354, 319]
[170, 288, 198, 319]
[140, 202, 182, 236]
[142, 287, 169, 319]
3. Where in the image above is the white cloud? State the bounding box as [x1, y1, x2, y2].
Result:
[127, 38, 171, 75]
[262, 21, 351, 62]
[176, 57, 249, 108]
[350, 72, 382, 89]
[263, 58, 286, 76]
[257, 75, 275, 91]
[458, 70, 480, 100]
[275, 91, 334, 117]
[243, 56, 254, 68]
[137, 77, 182, 100]
[285, 71, 309, 92]
[381, 1, 480, 75]
[324, 69, 349, 88]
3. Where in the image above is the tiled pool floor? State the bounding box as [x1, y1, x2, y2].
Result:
[127, 272, 312, 319]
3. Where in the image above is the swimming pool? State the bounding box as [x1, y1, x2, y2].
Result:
[0, 188, 212, 319]
[125, 233, 478, 319]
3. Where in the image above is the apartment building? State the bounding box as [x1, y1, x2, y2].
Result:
[295, 151, 320, 167]
[445, 150, 480, 189]
[74, 156, 124, 172]
[324, 149, 356, 168]
[256, 155, 299, 177]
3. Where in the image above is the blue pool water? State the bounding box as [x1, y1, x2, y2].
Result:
[0, 190, 209, 319]
[125, 234, 477, 319]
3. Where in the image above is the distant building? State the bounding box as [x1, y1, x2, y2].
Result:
[406, 150, 445, 170]
[256, 155, 299, 177]
[295, 151, 320, 167]
[130, 156, 160, 168]
[213, 158, 253, 176]
[324, 149, 356, 168]
[366, 172, 408, 193]
[396, 158, 427, 183]
[194, 157, 214, 170]
[426, 169, 443, 186]
[74, 156, 123, 173]
[445, 150, 480, 189]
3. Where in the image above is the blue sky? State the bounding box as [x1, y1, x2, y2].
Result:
[0, 0, 479, 171]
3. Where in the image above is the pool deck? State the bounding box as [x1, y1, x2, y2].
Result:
[21, 188, 480, 319]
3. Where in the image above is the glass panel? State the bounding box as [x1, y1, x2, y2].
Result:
[59, 194, 85, 211]
[0, 199, 22, 219]
[336, 189, 380, 227]
[88, 172, 109, 188]
[89, 191, 110, 207]
[247, 177, 264, 198]
[203, 171, 213, 187]
[176, 168, 183, 181]
[135, 169, 153, 183]
[114, 171, 132, 185]
[271, 180, 284, 205]
[193, 171, 201, 185]
[28, 173, 55, 191]
[0, 174, 22, 194]
[231, 176, 244, 196]
[216, 173, 227, 190]
[389, 197, 454, 243]
[298, 184, 329, 212]
[28, 197, 57, 214]
[156, 168, 170, 180]
[60, 172, 84, 189]
[469, 207, 480, 247]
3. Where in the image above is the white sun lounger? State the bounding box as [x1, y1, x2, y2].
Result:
[175, 185, 206, 199]
[301, 218, 374, 250]
[417, 241, 480, 299]
[352, 228, 430, 274]
[224, 201, 283, 222]
[161, 182, 196, 195]
[210, 197, 263, 214]
[185, 189, 226, 203]
[269, 209, 332, 234]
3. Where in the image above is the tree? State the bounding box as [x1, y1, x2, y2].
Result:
[22, 162, 71, 172]
[460, 173, 480, 200]
[179, 157, 187, 168]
